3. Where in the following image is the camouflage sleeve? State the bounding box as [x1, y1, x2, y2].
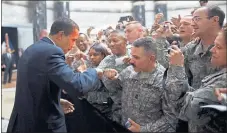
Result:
[102, 66, 128, 91]
[179, 79, 227, 123]
[97, 55, 111, 70]
[101, 67, 124, 92]
[155, 37, 170, 68]
[181, 42, 194, 86]
[165, 65, 192, 99]
[167, 42, 197, 93]
[164, 65, 195, 118]
[102, 76, 122, 91]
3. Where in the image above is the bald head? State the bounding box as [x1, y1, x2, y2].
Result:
[125, 21, 144, 43]
[39, 29, 48, 39]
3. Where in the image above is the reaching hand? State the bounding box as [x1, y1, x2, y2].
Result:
[60, 99, 75, 114]
[103, 69, 118, 80]
[155, 23, 173, 38]
[171, 14, 181, 28]
[77, 58, 87, 73]
[123, 56, 131, 64]
[215, 88, 227, 101]
[154, 13, 164, 24]
[127, 118, 141, 132]
[65, 55, 74, 65]
[74, 51, 87, 60]
[95, 68, 104, 79]
[168, 45, 184, 66]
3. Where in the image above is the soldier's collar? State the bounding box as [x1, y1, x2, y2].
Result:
[132, 63, 158, 80]
[194, 41, 214, 57]
[114, 53, 127, 58]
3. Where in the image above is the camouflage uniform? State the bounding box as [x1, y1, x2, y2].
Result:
[118, 64, 176, 132]
[182, 40, 220, 89]
[97, 54, 130, 123]
[157, 37, 219, 87]
[155, 37, 170, 68]
[83, 64, 112, 117]
[164, 40, 220, 132]
[165, 66, 227, 132]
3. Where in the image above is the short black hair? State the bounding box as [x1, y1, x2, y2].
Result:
[132, 37, 157, 56]
[109, 30, 125, 38]
[49, 17, 79, 36]
[89, 43, 110, 57]
[79, 33, 89, 41]
[206, 5, 225, 27]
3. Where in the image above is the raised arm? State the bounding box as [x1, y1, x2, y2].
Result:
[47, 50, 102, 96]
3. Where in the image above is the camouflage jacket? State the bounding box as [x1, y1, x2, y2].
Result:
[165, 65, 227, 132]
[69, 60, 111, 115]
[182, 40, 219, 89]
[155, 37, 170, 68]
[115, 64, 176, 132]
[155, 37, 218, 89]
[84, 64, 111, 115]
[97, 54, 130, 122]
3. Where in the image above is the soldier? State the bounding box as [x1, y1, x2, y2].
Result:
[76, 33, 90, 54]
[104, 37, 176, 132]
[164, 6, 225, 132]
[124, 21, 144, 57]
[165, 23, 227, 132]
[85, 43, 112, 116]
[97, 30, 130, 123]
[124, 21, 144, 44]
[165, 5, 225, 89]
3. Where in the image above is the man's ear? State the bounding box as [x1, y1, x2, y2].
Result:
[56, 31, 64, 40]
[138, 28, 143, 32]
[149, 54, 156, 61]
[212, 16, 220, 24]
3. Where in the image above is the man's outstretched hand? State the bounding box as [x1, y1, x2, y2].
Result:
[60, 98, 75, 114]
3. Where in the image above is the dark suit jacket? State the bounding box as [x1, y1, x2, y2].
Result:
[61, 93, 131, 133]
[7, 37, 101, 133]
[2, 52, 15, 69]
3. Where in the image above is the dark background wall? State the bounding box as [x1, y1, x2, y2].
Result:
[1, 27, 19, 66]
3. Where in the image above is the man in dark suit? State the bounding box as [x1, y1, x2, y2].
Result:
[2, 47, 16, 84]
[7, 18, 103, 133]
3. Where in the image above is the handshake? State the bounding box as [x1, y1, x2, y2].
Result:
[95, 68, 119, 80]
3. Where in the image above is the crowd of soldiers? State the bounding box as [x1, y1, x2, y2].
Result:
[3, 1, 226, 132]
[59, 4, 227, 133]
